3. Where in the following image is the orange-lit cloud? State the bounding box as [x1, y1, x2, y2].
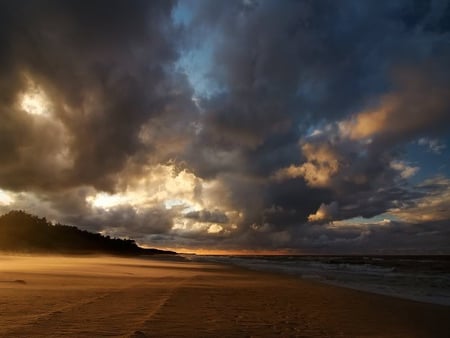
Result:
[338, 104, 391, 140]
[308, 201, 338, 223]
[339, 64, 450, 142]
[274, 142, 341, 187]
[83, 163, 240, 237]
[0, 189, 14, 206]
[390, 161, 419, 179]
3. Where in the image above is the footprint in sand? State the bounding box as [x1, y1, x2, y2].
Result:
[13, 279, 27, 284]
[0, 279, 27, 284]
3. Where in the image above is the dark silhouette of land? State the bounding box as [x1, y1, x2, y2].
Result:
[0, 210, 175, 255]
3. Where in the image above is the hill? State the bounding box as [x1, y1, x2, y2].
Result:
[0, 210, 175, 255]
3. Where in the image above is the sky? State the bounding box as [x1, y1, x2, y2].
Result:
[0, 0, 449, 254]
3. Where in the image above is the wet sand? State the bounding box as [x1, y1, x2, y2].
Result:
[0, 255, 449, 337]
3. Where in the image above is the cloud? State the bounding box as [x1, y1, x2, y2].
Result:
[390, 176, 450, 223]
[0, 0, 197, 192]
[271, 119, 427, 226]
[179, 1, 450, 249]
[0, 190, 14, 206]
[390, 160, 419, 179]
[0, 1, 449, 253]
[76, 205, 176, 239]
[184, 209, 229, 224]
[338, 60, 450, 144]
[418, 138, 447, 154]
[274, 142, 342, 188]
[296, 219, 449, 254]
[308, 201, 339, 224]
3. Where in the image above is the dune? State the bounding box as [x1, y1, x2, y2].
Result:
[0, 255, 448, 337]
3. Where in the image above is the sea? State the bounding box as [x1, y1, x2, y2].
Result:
[185, 254, 450, 306]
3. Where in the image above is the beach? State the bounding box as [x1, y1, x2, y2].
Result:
[0, 255, 449, 337]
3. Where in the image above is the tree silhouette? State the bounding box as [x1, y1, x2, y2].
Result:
[0, 210, 175, 255]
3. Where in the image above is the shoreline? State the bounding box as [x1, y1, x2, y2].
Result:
[1, 255, 449, 337]
[185, 254, 450, 307]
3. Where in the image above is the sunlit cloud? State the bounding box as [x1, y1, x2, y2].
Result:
[207, 223, 223, 233]
[390, 160, 419, 179]
[274, 142, 341, 187]
[85, 164, 203, 211]
[0, 189, 14, 206]
[389, 177, 450, 223]
[19, 76, 53, 117]
[82, 163, 239, 236]
[86, 193, 130, 210]
[338, 105, 391, 141]
[308, 201, 338, 224]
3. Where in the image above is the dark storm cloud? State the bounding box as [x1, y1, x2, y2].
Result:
[276, 55, 450, 224]
[180, 0, 450, 234]
[73, 205, 175, 239]
[281, 219, 450, 254]
[272, 128, 423, 223]
[0, 188, 175, 241]
[184, 209, 229, 224]
[1, 0, 450, 253]
[0, 0, 196, 192]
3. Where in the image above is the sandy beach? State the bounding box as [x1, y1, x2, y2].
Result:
[0, 255, 449, 337]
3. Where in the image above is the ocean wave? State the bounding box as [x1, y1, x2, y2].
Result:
[187, 255, 450, 306]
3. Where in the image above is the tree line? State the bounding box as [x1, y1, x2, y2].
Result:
[0, 210, 175, 255]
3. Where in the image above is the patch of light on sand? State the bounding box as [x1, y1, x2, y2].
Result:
[0, 189, 14, 205]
